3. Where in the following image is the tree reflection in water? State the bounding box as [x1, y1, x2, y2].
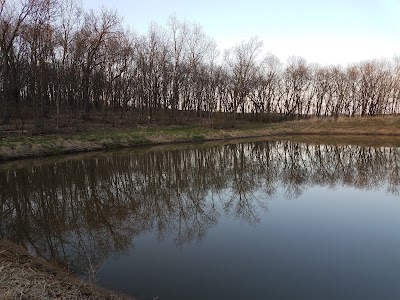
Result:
[1, 140, 399, 274]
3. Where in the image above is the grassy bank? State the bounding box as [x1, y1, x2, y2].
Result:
[1, 116, 400, 161]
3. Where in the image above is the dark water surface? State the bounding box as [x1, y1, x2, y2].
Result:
[1, 140, 400, 300]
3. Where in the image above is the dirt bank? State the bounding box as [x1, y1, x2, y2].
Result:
[0, 240, 134, 300]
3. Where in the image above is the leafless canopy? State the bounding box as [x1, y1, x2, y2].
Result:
[0, 0, 399, 132]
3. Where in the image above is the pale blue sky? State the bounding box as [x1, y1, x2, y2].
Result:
[82, 0, 400, 66]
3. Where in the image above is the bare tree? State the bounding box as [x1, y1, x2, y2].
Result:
[75, 7, 121, 125]
[22, 0, 59, 133]
[282, 56, 310, 117]
[249, 54, 281, 120]
[53, 0, 82, 131]
[224, 36, 263, 124]
[0, 0, 38, 124]
[167, 14, 187, 121]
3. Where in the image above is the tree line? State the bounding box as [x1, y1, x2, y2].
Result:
[1, 0, 400, 133]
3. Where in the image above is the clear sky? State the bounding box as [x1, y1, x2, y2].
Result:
[82, 0, 400, 66]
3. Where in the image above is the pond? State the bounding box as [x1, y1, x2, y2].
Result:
[1, 140, 400, 300]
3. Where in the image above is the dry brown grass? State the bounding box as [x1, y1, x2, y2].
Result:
[281, 115, 400, 135]
[1, 116, 399, 161]
[0, 241, 134, 300]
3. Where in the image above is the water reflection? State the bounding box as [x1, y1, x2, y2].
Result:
[1, 141, 399, 274]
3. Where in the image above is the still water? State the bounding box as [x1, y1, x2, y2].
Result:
[1, 140, 400, 300]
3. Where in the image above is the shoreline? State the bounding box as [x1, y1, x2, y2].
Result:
[1, 116, 400, 298]
[0, 240, 135, 300]
[1, 116, 400, 161]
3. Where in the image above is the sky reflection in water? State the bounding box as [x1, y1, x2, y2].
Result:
[99, 186, 400, 300]
[1, 140, 400, 300]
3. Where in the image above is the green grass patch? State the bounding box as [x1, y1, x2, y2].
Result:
[191, 133, 205, 143]
[127, 135, 150, 146]
[44, 146, 63, 155]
